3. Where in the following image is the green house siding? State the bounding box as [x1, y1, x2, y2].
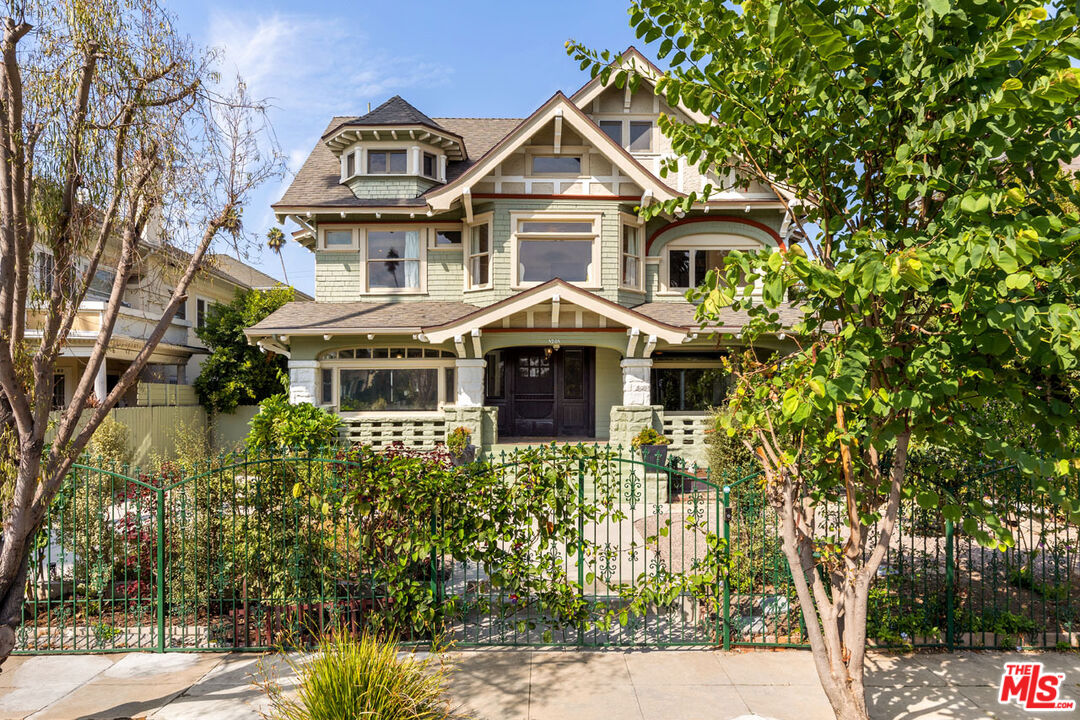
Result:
[594, 347, 623, 439]
[427, 250, 465, 300]
[345, 176, 435, 199]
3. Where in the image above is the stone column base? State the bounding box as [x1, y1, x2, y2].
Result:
[608, 405, 663, 451]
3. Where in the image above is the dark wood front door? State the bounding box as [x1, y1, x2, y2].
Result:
[487, 347, 594, 438]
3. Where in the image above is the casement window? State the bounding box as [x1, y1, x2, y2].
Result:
[596, 120, 653, 152]
[318, 346, 455, 413]
[367, 149, 407, 174]
[422, 152, 436, 179]
[322, 228, 355, 250]
[662, 239, 753, 292]
[366, 229, 421, 290]
[530, 155, 581, 175]
[511, 214, 600, 287]
[651, 365, 731, 412]
[620, 222, 642, 291]
[466, 220, 491, 289]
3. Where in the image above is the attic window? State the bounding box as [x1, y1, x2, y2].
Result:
[368, 150, 407, 174]
[531, 155, 581, 175]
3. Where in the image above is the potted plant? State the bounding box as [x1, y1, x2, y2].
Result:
[446, 426, 476, 466]
[631, 427, 670, 467]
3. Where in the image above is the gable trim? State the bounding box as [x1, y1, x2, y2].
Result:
[421, 279, 688, 344]
[423, 92, 681, 212]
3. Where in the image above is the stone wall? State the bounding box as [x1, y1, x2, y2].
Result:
[608, 405, 662, 450]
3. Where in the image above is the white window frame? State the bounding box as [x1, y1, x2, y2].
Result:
[361, 226, 426, 295]
[51, 367, 68, 409]
[33, 247, 54, 296]
[592, 117, 655, 152]
[619, 212, 645, 293]
[658, 234, 761, 295]
[319, 226, 358, 252]
[317, 352, 456, 416]
[464, 213, 493, 292]
[510, 212, 602, 290]
[195, 296, 213, 330]
[526, 150, 586, 177]
[428, 223, 466, 251]
[366, 148, 410, 175]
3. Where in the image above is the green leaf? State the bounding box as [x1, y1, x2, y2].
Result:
[916, 490, 939, 510]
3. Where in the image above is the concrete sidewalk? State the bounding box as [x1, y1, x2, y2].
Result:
[1, 648, 1077, 720]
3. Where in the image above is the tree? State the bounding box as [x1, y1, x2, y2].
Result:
[571, 2, 1080, 718]
[266, 226, 288, 284]
[0, 1, 282, 666]
[194, 286, 294, 414]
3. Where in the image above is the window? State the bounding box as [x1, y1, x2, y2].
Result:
[51, 372, 65, 409]
[368, 150, 407, 174]
[366, 230, 420, 290]
[599, 120, 622, 145]
[530, 155, 581, 174]
[323, 229, 354, 250]
[467, 222, 490, 288]
[485, 350, 504, 398]
[652, 367, 730, 411]
[196, 298, 211, 329]
[666, 248, 746, 290]
[175, 300, 186, 321]
[422, 152, 436, 178]
[338, 368, 438, 411]
[321, 368, 333, 404]
[513, 216, 599, 286]
[35, 251, 54, 295]
[621, 224, 641, 290]
[628, 121, 652, 151]
[320, 347, 453, 360]
[86, 267, 117, 301]
[444, 367, 455, 404]
[434, 229, 461, 247]
[345, 151, 356, 178]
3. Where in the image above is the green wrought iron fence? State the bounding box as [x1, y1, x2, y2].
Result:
[13, 445, 1080, 654]
[723, 462, 1080, 650]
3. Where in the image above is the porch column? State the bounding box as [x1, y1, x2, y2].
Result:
[620, 358, 653, 406]
[93, 360, 107, 403]
[288, 360, 319, 405]
[455, 358, 486, 407]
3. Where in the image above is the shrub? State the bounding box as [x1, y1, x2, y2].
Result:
[705, 406, 756, 483]
[260, 632, 454, 720]
[246, 395, 341, 451]
[88, 415, 133, 466]
[446, 426, 470, 456]
[630, 427, 669, 448]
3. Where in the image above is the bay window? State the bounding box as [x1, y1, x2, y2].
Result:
[663, 241, 751, 292]
[318, 346, 455, 413]
[620, 222, 642, 291]
[512, 215, 600, 287]
[366, 229, 420, 290]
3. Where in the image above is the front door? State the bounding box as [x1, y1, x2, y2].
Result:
[488, 347, 594, 438]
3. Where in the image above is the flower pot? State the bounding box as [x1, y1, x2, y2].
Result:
[450, 443, 477, 466]
[639, 443, 668, 468]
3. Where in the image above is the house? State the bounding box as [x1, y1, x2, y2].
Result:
[28, 227, 310, 410]
[245, 47, 796, 462]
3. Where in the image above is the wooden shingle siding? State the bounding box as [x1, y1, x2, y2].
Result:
[315, 251, 362, 302]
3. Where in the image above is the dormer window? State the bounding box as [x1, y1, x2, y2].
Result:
[423, 152, 436, 178]
[345, 152, 356, 178]
[368, 150, 407, 174]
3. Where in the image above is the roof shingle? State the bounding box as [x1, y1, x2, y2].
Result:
[247, 300, 480, 334]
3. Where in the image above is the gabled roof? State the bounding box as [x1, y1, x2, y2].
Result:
[422, 279, 689, 344]
[423, 92, 682, 212]
[569, 46, 711, 125]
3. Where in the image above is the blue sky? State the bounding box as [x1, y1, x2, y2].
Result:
[168, 0, 651, 296]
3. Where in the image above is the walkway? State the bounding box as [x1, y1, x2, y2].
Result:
[1, 648, 1077, 719]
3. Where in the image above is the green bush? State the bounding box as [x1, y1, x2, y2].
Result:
[88, 415, 133, 466]
[705, 407, 756, 483]
[260, 632, 454, 720]
[246, 395, 342, 451]
[630, 427, 669, 448]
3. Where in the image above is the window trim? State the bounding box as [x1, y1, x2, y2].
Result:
[619, 212, 644, 293]
[318, 356, 456, 416]
[366, 148, 409, 175]
[464, 213, 493, 292]
[657, 234, 761, 295]
[51, 368, 68, 409]
[195, 296, 212, 331]
[509, 211, 602, 289]
[526, 151, 585, 177]
[319, 227, 358, 252]
[429, 223, 465, 250]
[422, 151, 437, 179]
[361, 226, 427, 295]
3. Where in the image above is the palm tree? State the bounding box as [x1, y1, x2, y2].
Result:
[266, 227, 288, 284]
